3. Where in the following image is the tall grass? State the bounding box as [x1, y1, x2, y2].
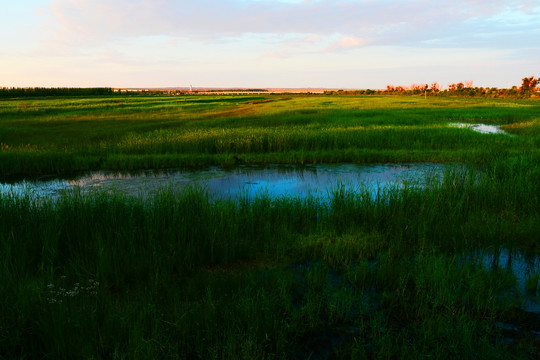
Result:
[1, 156, 539, 358]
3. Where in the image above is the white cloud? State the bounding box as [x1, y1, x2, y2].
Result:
[42, 0, 539, 47]
[331, 36, 368, 50]
[2, 0, 539, 87]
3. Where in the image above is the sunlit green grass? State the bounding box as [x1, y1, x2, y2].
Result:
[0, 95, 539, 177]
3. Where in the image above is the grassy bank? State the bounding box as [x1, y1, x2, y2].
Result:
[1, 155, 539, 358]
[0, 95, 539, 178]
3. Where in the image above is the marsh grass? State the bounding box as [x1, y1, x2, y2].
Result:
[1, 95, 539, 357]
[525, 274, 540, 297]
[1, 156, 539, 358]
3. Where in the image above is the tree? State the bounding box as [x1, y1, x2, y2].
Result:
[521, 76, 539, 92]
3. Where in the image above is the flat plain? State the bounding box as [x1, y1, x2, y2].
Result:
[1, 95, 538, 177]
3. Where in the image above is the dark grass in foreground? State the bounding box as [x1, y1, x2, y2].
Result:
[1, 157, 539, 359]
[1, 95, 539, 178]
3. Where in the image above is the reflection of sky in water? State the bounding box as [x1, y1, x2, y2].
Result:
[464, 248, 540, 313]
[0, 163, 458, 200]
[448, 123, 508, 134]
[479, 249, 540, 290]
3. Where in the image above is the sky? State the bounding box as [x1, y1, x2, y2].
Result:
[1, 0, 539, 89]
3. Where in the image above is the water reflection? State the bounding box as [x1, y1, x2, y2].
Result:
[448, 123, 508, 134]
[475, 249, 540, 291]
[0, 163, 459, 200]
[464, 248, 540, 313]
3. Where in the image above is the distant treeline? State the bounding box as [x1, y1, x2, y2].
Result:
[324, 76, 539, 98]
[197, 89, 269, 92]
[0, 87, 113, 98]
[323, 87, 537, 98]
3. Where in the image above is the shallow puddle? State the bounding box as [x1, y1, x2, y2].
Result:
[473, 249, 540, 291]
[0, 163, 458, 200]
[467, 249, 540, 345]
[449, 123, 508, 134]
[464, 248, 540, 313]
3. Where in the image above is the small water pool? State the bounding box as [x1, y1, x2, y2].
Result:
[449, 123, 508, 134]
[0, 163, 462, 200]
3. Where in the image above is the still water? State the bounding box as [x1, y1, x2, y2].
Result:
[448, 123, 508, 134]
[0, 163, 459, 200]
[466, 248, 540, 313]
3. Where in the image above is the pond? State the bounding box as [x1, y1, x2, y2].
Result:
[0, 163, 461, 200]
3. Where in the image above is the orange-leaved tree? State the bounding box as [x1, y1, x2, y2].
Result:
[521, 76, 539, 92]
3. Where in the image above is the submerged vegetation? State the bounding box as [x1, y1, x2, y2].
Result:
[1, 95, 540, 358]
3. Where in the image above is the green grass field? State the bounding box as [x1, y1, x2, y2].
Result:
[1, 95, 539, 178]
[1, 95, 540, 359]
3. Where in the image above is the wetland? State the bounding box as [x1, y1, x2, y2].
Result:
[1, 95, 539, 359]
